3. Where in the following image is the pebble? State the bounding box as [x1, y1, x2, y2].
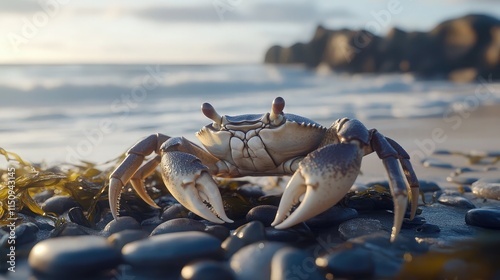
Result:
[103, 216, 141, 236]
[465, 207, 500, 229]
[338, 218, 383, 240]
[271, 247, 324, 280]
[402, 216, 426, 229]
[433, 149, 452, 155]
[95, 212, 114, 230]
[28, 236, 121, 277]
[265, 227, 306, 243]
[122, 231, 223, 268]
[349, 182, 369, 192]
[418, 180, 442, 193]
[316, 246, 374, 278]
[108, 229, 149, 250]
[230, 242, 287, 280]
[305, 205, 358, 228]
[438, 194, 476, 209]
[14, 222, 39, 246]
[245, 205, 278, 227]
[41, 195, 81, 215]
[161, 203, 190, 221]
[66, 207, 92, 228]
[181, 260, 235, 280]
[205, 225, 230, 241]
[150, 218, 207, 236]
[222, 235, 247, 258]
[51, 222, 90, 237]
[222, 221, 266, 258]
[446, 176, 479, 186]
[233, 221, 265, 244]
[421, 158, 454, 169]
[140, 216, 164, 233]
[471, 179, 500, 200]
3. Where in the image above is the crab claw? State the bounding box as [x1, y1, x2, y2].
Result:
[272, 143, 363, 229]
[160, 150, 233, 224]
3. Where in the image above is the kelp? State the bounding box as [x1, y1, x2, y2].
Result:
[0, 148, 170, 227]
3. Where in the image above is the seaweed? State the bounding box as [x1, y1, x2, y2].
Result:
[0, 148, 158, 226]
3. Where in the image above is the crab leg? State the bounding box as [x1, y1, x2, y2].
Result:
[371, 130, 411, 241]
[385, 137, 420, 218]
[109, 133, 170, 219]
[272, 143, 363, 229]
[159, 137, 233, 224]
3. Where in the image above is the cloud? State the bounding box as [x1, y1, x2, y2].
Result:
[132, 3, 355, 23]
[133, 5, 221, 23]
[0, 0, 41, 14]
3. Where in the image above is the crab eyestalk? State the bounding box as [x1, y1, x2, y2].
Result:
[202, 103, 223, 129]
[270, 97, 285, 125]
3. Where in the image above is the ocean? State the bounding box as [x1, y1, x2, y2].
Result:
[1, 64, 499, 164]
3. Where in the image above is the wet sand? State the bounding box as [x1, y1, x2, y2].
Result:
[360, 104, 500, 188]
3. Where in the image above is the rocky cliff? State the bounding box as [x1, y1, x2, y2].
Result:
[264, 14, 500, 81]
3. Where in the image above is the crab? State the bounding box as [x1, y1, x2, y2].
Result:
[109, 97, 419, 241]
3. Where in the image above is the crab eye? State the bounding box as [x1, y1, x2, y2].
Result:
[269, 97, 285, 125]
[202, 102, 223, 129]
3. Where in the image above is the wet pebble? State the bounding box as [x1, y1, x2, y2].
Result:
[222, 221, 266, 258]
[338, 218, 383, 240]
[161, 203, 190, 221]
[222, 235, 247, 259]
[433, 149, 452, 155]
[271, 247, 324, 280]
[465, 207, 500, 229]
[230, 242, 287, 280]
[41, 195, 81, 215]
[150, 218, 206, 236]
[233, 221, 265, 242]
[95, 212, 114, 230]
[140, 216, 164, 233]
[52, 222, 90, 237]
[205, 225, 230, 241]
[14, 222, 39, 246]
[108, 229, 149, 250]
[422, 158, 454, 169]
[471, 179, 500, 200]
[66, 207, 92, 228]
[122, 231, 223, 268]
[264, 227, 305, 243]
[28, 236, 121, 277]
[18, 213, 55, 231]
[419, 180, 442, 193]
[446, 176, 479, 186]
[103, 216, 141, 236]
[181, 260, 235, 280]
[245, 205, 278, 227]
[349, 182, 368, 192]
[438, 194, 476, 209]
[316, 247, 374, 278]
[305, 205, 358, 228]
[402, 216, 426, 229]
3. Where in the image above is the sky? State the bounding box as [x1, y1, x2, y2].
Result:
[1, 0, 500, 64]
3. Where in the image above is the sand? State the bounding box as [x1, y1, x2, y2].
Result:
[359, 103, 500, 189]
